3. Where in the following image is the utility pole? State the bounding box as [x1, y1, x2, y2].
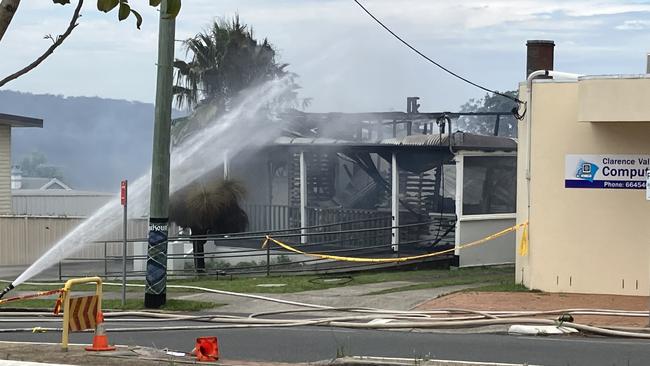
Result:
[144, 0, 176, 309]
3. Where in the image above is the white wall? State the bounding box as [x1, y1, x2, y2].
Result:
[0, 126, 10, 214]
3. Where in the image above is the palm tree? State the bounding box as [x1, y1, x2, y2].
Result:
[169, 173, 248, 274]
[174, 15, 293, 109]
[172, 16, 304, 143]
[172, 15, 311, 146]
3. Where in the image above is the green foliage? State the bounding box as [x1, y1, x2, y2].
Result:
[0, 298, 220, 311]
[60, 0, 181, 29]
[97, 0, 119, 12]
[13, 266, 517, 296]
[117, 2, 131, 21]
[200, 255, 294, 271]
[172, 16, 306, 143]
[460, 90, 519, 114]
[174, 15, 298, 110]
[164, 0, 181, 19]
[19, 151, 64, 180]
[458, 90, 519, 137]
[104, 298, 220, 311]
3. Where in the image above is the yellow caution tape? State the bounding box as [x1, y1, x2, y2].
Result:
[0, 288, 64, 306]
[519, 223, 529, 256]
[264, 222, 529, 263]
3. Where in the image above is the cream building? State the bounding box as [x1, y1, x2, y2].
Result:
[516, 74, 650, 296]
[0, 113, 43, 214]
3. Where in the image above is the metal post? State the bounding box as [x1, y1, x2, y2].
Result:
[493, 114, 501, 136]
[223, 149, 230, 179]
[391, 152, 399, 252]
[300, 151, 308, 244]
[58, 261, 62, 281]
[121, 180, 128, 307]
[266, 242, 271, 277]
[145, 0, 176, 309]
[268, 161, 273, 229]
[103, 242, 107, 276]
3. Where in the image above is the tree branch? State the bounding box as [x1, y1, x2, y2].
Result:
[0, 0, 82, 88]
[0, 0, 20, 43]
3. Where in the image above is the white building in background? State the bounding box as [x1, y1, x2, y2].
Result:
[10, 166, 113, 217]
[11, 166, 72, 191]
[0, 113, 43, 214]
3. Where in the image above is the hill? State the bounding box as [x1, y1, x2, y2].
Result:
[0, 90, 172, 191]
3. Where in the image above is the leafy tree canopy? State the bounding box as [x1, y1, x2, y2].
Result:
[0, 0, 181, 87]
[458, 90, 519, 137]
[460, 90, 518, 114]
[19, 151, 64, 180]
[172, 16, 305, 143]
[56, 0, 181, 29]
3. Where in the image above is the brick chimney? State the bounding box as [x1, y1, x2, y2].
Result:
[526, 40, 555, 79]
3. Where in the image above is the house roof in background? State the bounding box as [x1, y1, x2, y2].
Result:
[11, 189, 112, 197]
[18, 177, 71, 190]
[0, 112, 43, 128]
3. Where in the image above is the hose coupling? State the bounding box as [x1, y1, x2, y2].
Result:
[0, 283, 15, 300]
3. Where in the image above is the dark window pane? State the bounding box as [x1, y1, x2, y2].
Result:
[462, 156, 516, 215]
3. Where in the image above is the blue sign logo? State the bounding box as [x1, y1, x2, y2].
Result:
[575, 160, 599, 182]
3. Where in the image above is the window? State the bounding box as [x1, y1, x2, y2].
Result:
[462, 156, 516, 215]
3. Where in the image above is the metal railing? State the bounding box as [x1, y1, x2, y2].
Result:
[55, 215, 456, 280]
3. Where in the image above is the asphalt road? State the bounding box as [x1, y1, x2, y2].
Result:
[1, 318, 650, 365]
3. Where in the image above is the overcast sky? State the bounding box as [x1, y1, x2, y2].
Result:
[1, 0, 650, 112]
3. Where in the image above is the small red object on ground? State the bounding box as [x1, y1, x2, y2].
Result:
[195, 336, 219, 362]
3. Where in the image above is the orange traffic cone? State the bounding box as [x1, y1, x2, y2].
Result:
[194, 336, 219, 362]
[85, 311, 116, 352]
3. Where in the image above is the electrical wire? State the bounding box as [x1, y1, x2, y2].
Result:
[351, 0, 527, 120]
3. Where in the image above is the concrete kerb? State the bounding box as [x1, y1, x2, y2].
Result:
[0, 341, 542, 366]
[330, 357, 540, 366]
[0, 341, 310, 366]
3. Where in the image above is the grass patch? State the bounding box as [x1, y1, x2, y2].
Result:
[5, 266, 516, 296]
[0, 298, 221, 312]
[168, 266, 515, 294]
[363, 267, 514, 295]
[470, 282, 531, 292]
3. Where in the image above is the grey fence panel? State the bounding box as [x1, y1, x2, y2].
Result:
[0, 216, 149, 266]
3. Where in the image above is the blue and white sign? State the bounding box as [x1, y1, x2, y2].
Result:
[565, 154, 650, 189]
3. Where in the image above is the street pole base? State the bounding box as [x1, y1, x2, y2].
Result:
[144, 293, 166, 308]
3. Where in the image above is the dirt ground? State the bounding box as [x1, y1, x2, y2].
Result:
[0, 343, 311, 366]
[415, 291, 650, 327]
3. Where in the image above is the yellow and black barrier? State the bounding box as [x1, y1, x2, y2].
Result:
[57, 276, 104, 351]
[0, 277, 105, 351]
[263, 221, 529, 263]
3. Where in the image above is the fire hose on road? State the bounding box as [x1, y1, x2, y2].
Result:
[2, 279, 650, 339]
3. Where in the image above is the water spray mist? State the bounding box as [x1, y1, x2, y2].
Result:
[9, 77, 293, 287]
